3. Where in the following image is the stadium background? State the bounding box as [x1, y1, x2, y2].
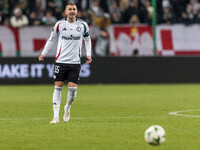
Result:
[1, 0, 200, 84]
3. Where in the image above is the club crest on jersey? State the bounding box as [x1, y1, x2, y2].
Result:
[76, 27, 81, 32]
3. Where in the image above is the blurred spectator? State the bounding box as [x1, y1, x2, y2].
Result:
[111, 11, 122, 24]
[77, 10, 91, 24]
[10, 7, 29, 28]
[109, 1, 120, 15]
[99, 0, 109, 13]
[101, 13, 111, 28]
[129, 14, 140, 25]
[170, 0, 189, 21]
[0, 0, 12, 24]
[194, 10, 200, 23]
[29, 11, 42, 26]
[158, 0, 175, 25]
[0, 8, 3, 24]
[35, 0, 46, 19]
[94, 30, 109, 56]
[189, 0, 200, 14]
[0, 13, 2, 24]
[94, 22, 109, 56]
[53, 0, 63, 8]
[178, 11, 191, 25]
[123, 0, 140, 23]
[119, 0, 129, 13]
[47, 0, 59, 10]
[42, 9, 57, 26]
[54, 7, 62, 20]
[109, 1, 122, 24]
[137, 0, 148, 23]
[89, 0, 105, 27]
[29, 0, 37, 12]
[1, 0, 200, 27]
[47, 0, 63, 17]
[18, 0, 29, 15]
[90, 0, 104, 17]
[1, 0, 10, 17]
[143, 0, 153, 25]
[93, 7, 111, 56]
[186, 3, 197, 23]
[76, 0, 90, 11]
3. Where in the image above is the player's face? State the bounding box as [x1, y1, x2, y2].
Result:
[65, 5, 78, 20]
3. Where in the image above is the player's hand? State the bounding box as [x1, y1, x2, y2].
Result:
[38, 54, 45, 62]
[86, 56, 92, 64]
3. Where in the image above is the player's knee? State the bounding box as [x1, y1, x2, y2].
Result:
[55, 81, 64, 87]
[67, 87, 77, 102]
[68, 82, 77, 87]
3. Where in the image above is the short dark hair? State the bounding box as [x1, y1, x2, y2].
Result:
[66, 3, 76, 7]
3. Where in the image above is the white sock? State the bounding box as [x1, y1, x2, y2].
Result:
[53, 86, 63, 118]
[65, 87, 77, 112]
[53, 104, 60, 118]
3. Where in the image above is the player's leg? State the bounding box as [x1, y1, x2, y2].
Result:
[63, 64, 80, 122]
[50, 63, 66, 124]
[63, 82, 77, 122]
[50, 81, 64, 124]
[66, 82, 78, 112]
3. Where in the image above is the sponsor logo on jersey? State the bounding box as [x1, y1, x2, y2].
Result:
[62, 35, 81, 40]
[76, 27, 81, 32]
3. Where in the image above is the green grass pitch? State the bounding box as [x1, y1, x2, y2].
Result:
[0, 84, 199, 150]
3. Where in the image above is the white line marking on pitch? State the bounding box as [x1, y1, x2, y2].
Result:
[169, 109, 200, 118]
[72, 116, 168, 119]
[0, 116, 168, 121]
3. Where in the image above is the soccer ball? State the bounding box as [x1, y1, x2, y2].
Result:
[144, 125, 166, 145]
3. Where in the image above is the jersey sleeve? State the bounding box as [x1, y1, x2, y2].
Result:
[82, 22, 91, 56]
[41, 22, 60, 56]
[82, 22, 90, 38]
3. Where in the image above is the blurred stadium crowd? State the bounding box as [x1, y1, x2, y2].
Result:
[1, 0, 200, 28]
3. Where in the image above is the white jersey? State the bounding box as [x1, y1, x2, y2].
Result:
[42, 18, 91, 64]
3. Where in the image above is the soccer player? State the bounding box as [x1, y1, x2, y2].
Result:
[38, 3, 92, 124]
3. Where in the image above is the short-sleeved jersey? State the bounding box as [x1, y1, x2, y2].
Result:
[43, 18, 90, 64]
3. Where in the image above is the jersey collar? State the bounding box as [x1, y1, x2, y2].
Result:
[65, 17, 77, 22]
